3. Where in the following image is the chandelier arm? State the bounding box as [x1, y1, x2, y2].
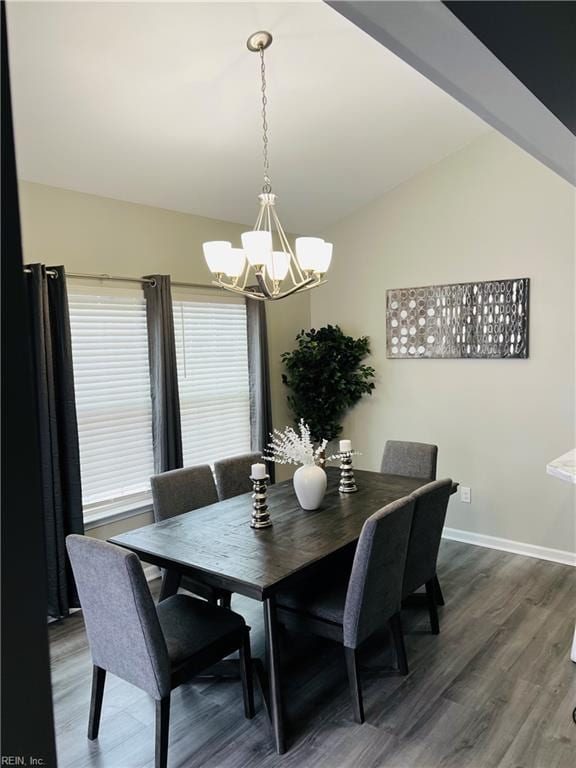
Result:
[212, 280, 267, 301]
[268, 206, 297, 285]
[270, 206, 306, 283]
[266, 278, 318, 300]
[245, 292, 267, 302]
[212, 275, 325, 302]
[262, 202, 279, 293]
[274, 232, 299, 285]
[296, 277, 328, 293]
[264, 267, 275, 296]
[266, 205, 276, 285]
[239, 256, 251, 290]
[286, 261, 298, 285]
[277, 231, 300, 285]
[269, 204, 287, 245]
[266, 204, 272, 239]
[255, 271, 272, 298]
[273, 222, 296, 267]
[254, 203, 265, 231]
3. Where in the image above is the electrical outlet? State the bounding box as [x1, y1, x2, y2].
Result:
[460, 486, 471, 503]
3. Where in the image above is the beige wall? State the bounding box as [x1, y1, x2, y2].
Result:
[18, 181, 309, 534]
[312, 133, 575, 554]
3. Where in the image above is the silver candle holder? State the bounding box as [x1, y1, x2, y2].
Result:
[250, 475, 272, 528]
[339, 453, 358, 494]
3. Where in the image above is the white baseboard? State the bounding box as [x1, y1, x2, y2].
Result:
[442, 527, 576, 567]
[143, 564, 162, 582]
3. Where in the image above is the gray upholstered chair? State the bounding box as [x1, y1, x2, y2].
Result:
[150, 465, 231, 606]
[66, 535, 254, 768]
[213, 452, 263, 501]
[403, 479, 452, 634]
[276, 495, 415, 724]
[380, 440, 438, 481]
[380, 440, 445, 605]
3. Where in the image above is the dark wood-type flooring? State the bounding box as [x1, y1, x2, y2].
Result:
[49, 540, 576, 768]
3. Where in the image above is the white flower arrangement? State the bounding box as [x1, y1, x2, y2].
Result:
[328, 448, 362, 462]
[263, 420, 326, 467]
[262, 420, 361, 467]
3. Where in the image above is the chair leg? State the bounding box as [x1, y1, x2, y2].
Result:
[239, 628, 255, 719]
[433, 574, 445, 606]
[425, 580, 440, 635]
[155, 695, 171, 768]
[389, 613, 409, 676]
[159, 569, 181, 602]
[344, 646, 365, 724]
[87, 666, 106, 740]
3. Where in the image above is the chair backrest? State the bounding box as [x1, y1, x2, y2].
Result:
[381, 440, 438, 480]
[343, 495, 415, 648]
[66, 535, 170, 699]
[403, 479, 452, 597]
[213, 452, 263, 501]
[150, 464, 218, 522]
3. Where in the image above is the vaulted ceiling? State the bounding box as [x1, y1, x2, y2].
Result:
[7, 1, 489, 232]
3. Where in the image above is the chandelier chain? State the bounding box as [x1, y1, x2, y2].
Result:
[260, 46, 271, 193]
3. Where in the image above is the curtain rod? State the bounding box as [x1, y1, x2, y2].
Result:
[66, 271, 156, 286]
[68, 272, 224, 292]
[23, 267, 58, 277]
[24, 268, 223, 292]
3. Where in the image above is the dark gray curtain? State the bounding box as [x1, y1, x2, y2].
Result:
[246, 299, 275, 483]
[26, 264, 83, 619]
[143, 275, 183, 473]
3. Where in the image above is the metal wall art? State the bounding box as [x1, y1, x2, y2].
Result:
[386, 278, 529, 359]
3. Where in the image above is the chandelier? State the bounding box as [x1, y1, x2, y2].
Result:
[203, 31, 332, 301]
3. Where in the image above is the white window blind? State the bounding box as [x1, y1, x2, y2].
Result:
[173, 293, 251, 468]
[68, 285, 155, 518]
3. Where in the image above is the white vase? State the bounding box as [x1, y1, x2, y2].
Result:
[293, 464, 327, 511]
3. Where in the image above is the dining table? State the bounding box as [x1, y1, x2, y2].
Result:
[109, 466, 456, 754]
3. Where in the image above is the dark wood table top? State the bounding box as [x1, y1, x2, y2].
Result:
[110, 468, 447, 600]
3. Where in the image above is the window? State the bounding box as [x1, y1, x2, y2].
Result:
[173, 292, 251, 467]
[68, 283, 155, 521]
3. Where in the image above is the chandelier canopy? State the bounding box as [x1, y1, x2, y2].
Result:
[203, 31, 332, 301]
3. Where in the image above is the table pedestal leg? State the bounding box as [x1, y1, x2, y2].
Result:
[264, 596, 285, 754]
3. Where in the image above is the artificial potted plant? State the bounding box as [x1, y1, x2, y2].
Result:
[281, 325, 376, 449]
[273, 326, 375, 508]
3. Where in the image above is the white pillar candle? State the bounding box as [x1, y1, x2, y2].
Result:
[251, 463, 267, 479]
[340, 440, 352, 453]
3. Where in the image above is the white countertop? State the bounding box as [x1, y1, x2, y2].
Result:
[546, 449, 576, 485]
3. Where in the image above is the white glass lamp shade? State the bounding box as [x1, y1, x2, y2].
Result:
[224, 248, 246, 278]
[203, 241, 232, 275]
[241, 230, 272, 267]
[295, 237, 326, 272]
[314, 242, 333, 274]
[267, 251, 290, 282]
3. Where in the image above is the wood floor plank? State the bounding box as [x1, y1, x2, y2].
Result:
[49, 541, 576, 767]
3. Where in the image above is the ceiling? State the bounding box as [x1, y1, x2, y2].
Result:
[7, 1, 489, 233]
[445, 1, 576, 135]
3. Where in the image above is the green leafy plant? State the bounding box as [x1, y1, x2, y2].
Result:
[281, 325, 376, 443]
